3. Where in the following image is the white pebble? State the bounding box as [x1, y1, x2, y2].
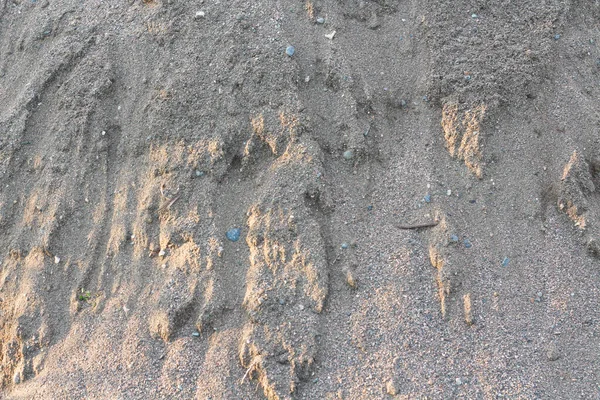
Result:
[158, 249, 166, 257]
[54, 256, 60, 264]
[195, 11, 205, 19]
[447, 189, 452, 196]
[324, 30, 336, 40]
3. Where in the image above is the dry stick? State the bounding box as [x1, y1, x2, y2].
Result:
[396, 220, 439, 230]
[240, 358, 260, 384]
[158, 195, 181, 214]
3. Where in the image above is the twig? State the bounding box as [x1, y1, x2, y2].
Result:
[396, 221, 439, 230]
[157, 195, 180, 214]
[240, 358, 260, 384]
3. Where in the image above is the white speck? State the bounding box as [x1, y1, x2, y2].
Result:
[427, 183, 431, 189]
[54, 256, 60, 264]
[325, 30, 336, 40]
[101, 130, 106, 136]
[85, 197, 89, 203]
[305, 76, 310, 83]
[447, 189, 452, 196]
[195, 10, 205, 19]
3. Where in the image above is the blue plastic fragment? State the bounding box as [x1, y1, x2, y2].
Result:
[341, 242, 349, 249]
[501, 257, 510, 267]
[554, 34, 561, 40]
[464, 239, 472, 248]
[450, 234, 459, 243]
[424, 194, 431, 203]
[226, 228, 241, 242]
[285, 46, 295, 56]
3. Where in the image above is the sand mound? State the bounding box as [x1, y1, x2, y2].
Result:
[1, 0, 600, 398]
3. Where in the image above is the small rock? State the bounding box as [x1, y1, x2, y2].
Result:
[386, 379, 397, 395]
[324, 30, 336, 40]
[471, 13, 478, 18]
[554, 34, 561, 40]
[449, 234, 459, 243]
[345, 270, 357, 289]
[158, 249, 166, 257]
[367, 205, 373, 211]
[226, 228, 241, 242]
[192, 331, 200, 337]
[456, 377, 462, 385]
[546, 345, 560, 361]
[423, 194, 431, 203]
[316, 17, 325, 24]
[285, 46, 295, 56]
[464, 239, 472, 249]
[195, 170, 205, 177]
[367, 12, 380, 29]
[343, 150, 354, 160]
[13, 372, 20, 385]
[341, 242, 349, 249]
[501, 257, 510, 267]
[194, 11, 205, 19]
[54, 255, 60, 264]
[447, 189, 452, 196]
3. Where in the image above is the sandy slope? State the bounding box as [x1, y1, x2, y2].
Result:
[1, 0, 600, 398]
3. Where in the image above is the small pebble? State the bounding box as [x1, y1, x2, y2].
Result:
[194, 10, 205, 19]
[456, 377, 462, 385]
[450, 234, 459, 243]
[423, 194, 431, 203]
[195, 170, 204, 177]
[343, 150, 354, 160]
[158, 249, 166, 257]
[54, 255, 60, 264]
[285, 46, 295, 56]
[316, 17, 325, 24]
[386, 380, 398, 396]
[13, 372, 20, 385]
[501, 257, 510, 267]
[341, 242, 349, 249]
[464, 239, 472, 249]
[447, 189, 452, 196]
[192, 331, 200, 337]
[546, 345, 560, 361]
[471, 13, 478, 18]
[324, 30, 336, 40]
[367, 205, 373, 211]
[554, 34, 561, 40]
[226, 228, 241, 242]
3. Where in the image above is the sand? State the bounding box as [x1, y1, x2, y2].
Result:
[1, 0, 599, 398]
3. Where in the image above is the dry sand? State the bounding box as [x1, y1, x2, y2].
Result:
[1, 0, 600, 398]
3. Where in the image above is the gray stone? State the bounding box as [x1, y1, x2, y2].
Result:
[546, 345, 560, 361]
